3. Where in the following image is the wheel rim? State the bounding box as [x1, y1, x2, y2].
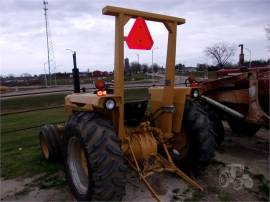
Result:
[40, 134, 49, 159]
[67, 137, 89, 195]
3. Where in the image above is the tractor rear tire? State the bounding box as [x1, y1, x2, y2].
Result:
[181, 100, 224, 176]
[227, 117, 260, 136]
[63, 112, 127, 201]
[39, 124, 62, 161]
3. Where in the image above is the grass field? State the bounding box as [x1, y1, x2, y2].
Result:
[1, 94, 67, 113]
[1, 88, 148, 179]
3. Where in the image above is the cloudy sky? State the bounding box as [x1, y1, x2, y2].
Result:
[0, 0, 269, 76]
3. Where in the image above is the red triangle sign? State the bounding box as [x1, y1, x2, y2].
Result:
[126, 17, 154, 50]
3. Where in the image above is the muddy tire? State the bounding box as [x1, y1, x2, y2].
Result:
[181, 100, 224, 176]
[39, 124, 62, 161]
[227, 117, 260, 136]
[63, 112, 127, 201]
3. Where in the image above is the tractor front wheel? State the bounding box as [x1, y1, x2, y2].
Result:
[63, 112, 127, 201]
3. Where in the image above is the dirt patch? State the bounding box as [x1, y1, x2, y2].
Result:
[184, 125, 269, 202]
[0, 173, 73, 201]
[1, 171, 192, 202]
[123, 172, 192, 202]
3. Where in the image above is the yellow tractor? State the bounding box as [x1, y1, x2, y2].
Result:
[39, 6, 224, 201]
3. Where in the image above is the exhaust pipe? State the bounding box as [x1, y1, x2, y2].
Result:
[72, 51, 80, 93]
[201, 95, 245, 119]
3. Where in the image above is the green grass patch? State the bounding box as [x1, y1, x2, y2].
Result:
[1, 107, 65, 179]
[1, 93, 67, 113]
[2, 108, 65, 133]
[1, 130, 63, 179]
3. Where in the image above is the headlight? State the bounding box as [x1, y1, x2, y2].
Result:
[191, 88, 200, 98]
[104, 99, 116, 110]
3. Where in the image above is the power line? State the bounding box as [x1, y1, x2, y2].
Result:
[43, 1, 51, 86]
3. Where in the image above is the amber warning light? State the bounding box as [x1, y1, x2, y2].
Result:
[97, 90, 107, 96]
[95, 80, 107, 96]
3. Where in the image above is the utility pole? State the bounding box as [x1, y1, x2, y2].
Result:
[44, 62, 48, 88]
[43, 1, 51, 86]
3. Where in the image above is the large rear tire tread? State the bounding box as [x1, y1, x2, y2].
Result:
[63, 112, 127, 201]
[182, 99, 224, 176]
[39, 124, 62, 161]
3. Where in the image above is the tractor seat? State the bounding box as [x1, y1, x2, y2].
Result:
[124, 100, 148, 126]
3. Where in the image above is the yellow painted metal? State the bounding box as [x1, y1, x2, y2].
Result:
[102, 6, 185, 25]
[124, 122, 203, 201]
[149, 87, 192, 135]
[113, 13, 126, 142]
[123, 122, 158, 164]
[103, 5, 186, 141]
[162, 22, 178, 135]
[65, 93, 122, 115]
[65, 93, 122, 106]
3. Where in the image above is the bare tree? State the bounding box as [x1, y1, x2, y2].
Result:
[205, 42, 236, 68]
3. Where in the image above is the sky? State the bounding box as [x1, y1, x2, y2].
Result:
[0, 0, 269, 76]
